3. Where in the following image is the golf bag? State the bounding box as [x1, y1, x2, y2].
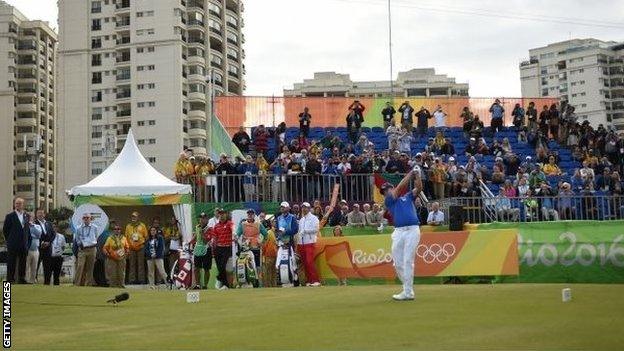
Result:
[170, 244, 194, 290]
[235, 246, 259, 288]
[276, 242, 298, 287]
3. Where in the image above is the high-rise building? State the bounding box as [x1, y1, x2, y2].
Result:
[0, 1, 57, 216]
[520, 38, 624, 129]
[284, 69, 469, 98]
[57, 0, 245, 206]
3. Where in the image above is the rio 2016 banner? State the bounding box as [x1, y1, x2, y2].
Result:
[481, 221, 624, 283]
[313, 229, 519, 278]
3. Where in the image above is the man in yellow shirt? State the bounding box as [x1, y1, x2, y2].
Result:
[125, 211, 148, 284]
[103, 224, 129, 288]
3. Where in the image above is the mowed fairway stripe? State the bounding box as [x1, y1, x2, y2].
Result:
[10, 284, 624, 351]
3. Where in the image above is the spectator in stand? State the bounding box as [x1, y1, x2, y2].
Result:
[240, 155, 258, 202]
[522, 189, 540, 221]
[253, 124, 270, 156]
[543, 155, 562, 176]
[386, 151, 405, 174]
[461, 106, 474, 138]
[386, 122, 401, 150]
[538, 105, 550, 137]
[216, 154, 237, 202]
[558, 182, 576, 220]
[465, 137, 478, 156]
[426, 202, 445, 226]
[413, 198, 429, 225]
[210, 209, 234, 290]
[366, 203, 384, 228]
[517, 177, 530, 197]
[526, 101, 538, 132]
[433, 105, 447, 132]
[579, 161, 595, 182]
[232, 127, 251, 154]
[536, 182, 559, 221]
[548, 103, 560, 141]
[381, 101, 396, 129]
[398, 101, 415, 132]
[489, 99, 505, 134]
[347, 204, 366, 227]
[299, 107, 312, 137]
[496, 191, 520, 222]
[431, 158, 447, 200]
[511, 103, 525, 130]
[529, 165, 547, 189]
[398, 127, 413, 154]
[492, 160, 506, 185]
[491, 139, 504, 157]
[438, 137, 453, 155]
[275, 121, 287, 153]
[291, 204, 301, 220]
[476, 138, 490, 155]
[415, 106, 432, 137]
[502, 138, 513, 155]
[502, 180, 517, 198]
[470, 115, 485, 138]
[433, 131, 445, 151]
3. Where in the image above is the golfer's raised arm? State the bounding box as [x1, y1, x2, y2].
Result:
[392, 170, 414, 197]
[412, 171, 423, 198]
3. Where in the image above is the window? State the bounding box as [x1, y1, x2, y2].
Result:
[147, 65, 155, 70]
[92, 91, 102, 102]
[148, 83, 155, 89]
[137, 66, 144, 71]
[91, 37, 102, 49]
[148, 138, 156, 144]
[147, 46, 155, 52]
[92, 107, 103, 120]
[137, 12, 143, 17]
[148, 101, 155, 107]
[138, 139, 145, 145]
[92, 72, 102, 84]
[137, 120, 145, 126]
[137, 47, 144, 53]
[227, 47, 238, 60]
[91, 1, 102, 13]
[92, 149, 103, 157]
[137, 102, 145, 108]
[92, 54, 102, 66]
[148, 120, 156, 125]
[91, 19, 101, 31]
[148, 157, 156, 163]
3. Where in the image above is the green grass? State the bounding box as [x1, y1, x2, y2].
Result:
[10, 284, 624, 351]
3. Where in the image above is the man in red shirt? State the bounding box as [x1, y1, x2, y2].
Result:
[209, 209, 233, 290]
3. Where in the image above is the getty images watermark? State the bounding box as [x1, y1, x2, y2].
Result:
[2, 282, 10, 348]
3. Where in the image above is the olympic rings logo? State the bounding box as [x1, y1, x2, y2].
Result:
[416, 243, 456, 264]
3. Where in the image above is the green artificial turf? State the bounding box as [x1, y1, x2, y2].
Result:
[10, 284, 624, 351]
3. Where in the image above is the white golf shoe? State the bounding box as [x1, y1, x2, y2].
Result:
[392, 291, 415, 301]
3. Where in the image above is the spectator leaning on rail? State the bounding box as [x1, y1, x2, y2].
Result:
[232, 126, 251, 154]
[125, 211, 148, 284]
[297, 202, 321, 287]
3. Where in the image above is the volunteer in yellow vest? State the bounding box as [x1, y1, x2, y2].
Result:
[125, 211, 148, 284]
[162, 216, 182, 277]
[235, 209, 267, 276]
[103, 224, 129, 288]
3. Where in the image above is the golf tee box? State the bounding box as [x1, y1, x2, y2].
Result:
[562, 288, 572, 302]
[186, 292, 200, 304]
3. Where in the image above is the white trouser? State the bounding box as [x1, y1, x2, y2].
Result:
[26, 250, 40, 283]
[391, 225, 421, 296]
[147, 258, 167, 286]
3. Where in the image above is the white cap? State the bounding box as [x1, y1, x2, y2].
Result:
[449, 157, 455, 161]
[301, 202, 311, 208]
[280, 201, 290, 208]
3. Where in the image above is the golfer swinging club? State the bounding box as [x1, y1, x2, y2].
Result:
[381, 167, 423, 301]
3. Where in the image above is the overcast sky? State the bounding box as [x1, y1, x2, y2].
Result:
[6, 0, 624, 97]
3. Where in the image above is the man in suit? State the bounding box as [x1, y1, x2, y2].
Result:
[2, 197, 30, 283]
[34, 209, 55, 285]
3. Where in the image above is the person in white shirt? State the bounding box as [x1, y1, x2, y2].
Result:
[433, 105, 447, 131]
[207, 208, 220, 229]
[297, 202, 321, 286]
[49, 223, 67, 285]
[73, 213, 99, 286]
[426, 202, 445, 226]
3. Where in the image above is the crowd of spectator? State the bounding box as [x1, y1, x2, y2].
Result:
[171, 99, 624, 221]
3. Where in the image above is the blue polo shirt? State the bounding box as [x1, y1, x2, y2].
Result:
[385, 191, 420, 227]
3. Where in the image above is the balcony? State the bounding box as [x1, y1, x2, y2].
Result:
[188, 20, 205, 30]
[188, 128, 207, 138]
[115, 0, 130, 12]
[116, 91, 131, 100]
[116, 18, 131, 28]
[188, 91, 206, 101]
[16, 104, 37, 113]
[188, 72, 205, 83]
[188, 109, 206, 120]
[116, 36, 131, 45]
[188, 37, 206, 46]
[16, 116, 37, 128]
[116, 109, 132, 118]
[188, 54, 206, 65]
[116, 54, 131, 64]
